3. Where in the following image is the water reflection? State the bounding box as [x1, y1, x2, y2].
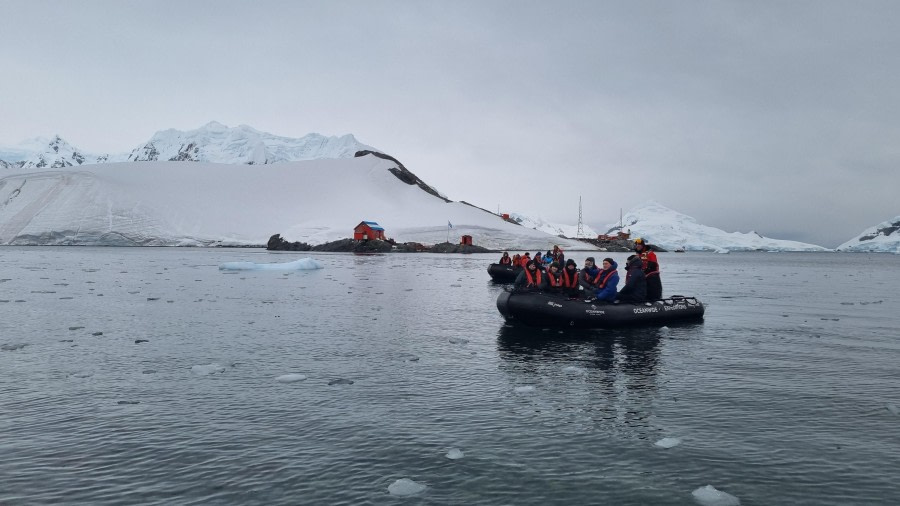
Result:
[495, 323, 675, 433]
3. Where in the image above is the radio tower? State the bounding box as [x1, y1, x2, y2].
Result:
[576, 196, 585, 238]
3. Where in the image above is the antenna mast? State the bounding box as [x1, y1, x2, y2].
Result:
[576, 196, 585, 238]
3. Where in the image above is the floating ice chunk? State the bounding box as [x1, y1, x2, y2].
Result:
[692, 485, 740, 506]
[328, 378, 354, 385]
[388, 478, 427, 496]
[654, 437, 682, 449]
[449, 337, 469, 344]
[276, 373, 307, 383]
[218, 258, 323, 271]
[562, 366, 586, 375]
[886, 403, 899, 416]
[446, 448, 464, 460]
[515, 385, 535, 393]
[715, 248, 730, 254]
[191, 363, 226, 375]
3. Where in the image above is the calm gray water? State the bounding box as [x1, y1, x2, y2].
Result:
[1, 248, 899, 505]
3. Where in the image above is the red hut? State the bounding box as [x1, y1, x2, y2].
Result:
[354, 221, 386, 241]
[460, 235, 473, 246]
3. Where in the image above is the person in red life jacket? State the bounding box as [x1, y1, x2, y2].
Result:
[518, 252, 531, 268]
[512, 253, 521, 267]
[561, 258, 581, 299]
[591, 257, 620, 302]
[644, 259, 662, 300]
[634, 238, 662, 299]
[633, 238, 658, 269]
[514, 260, 546, 291]
[544, 262, 565, 294]
[578, 257, 600, 291]
[498, 252, 512, 265]
[533, 252, 545, 269]
[616, 255, 647, 303]
[551, 245, 565, 266]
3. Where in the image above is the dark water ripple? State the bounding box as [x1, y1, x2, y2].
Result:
[2, 249, 900, 504]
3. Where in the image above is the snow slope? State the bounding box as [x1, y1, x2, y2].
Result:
[0, 154, 596, 251]
[603, 201, 830, 252]
[836, 216, 900, 253]
[508, 212, 599, 239]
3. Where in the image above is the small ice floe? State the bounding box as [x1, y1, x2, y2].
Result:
[398, 353, 420, 362]
[514, 385, 535, 394]
[191, 363, 226, 375]
[692, 485, 740, 506]
[886, 403, 900, 416]
[276, 373, 308, 383]
[659, 326, 670, 333]
[387, 478, 427, 496]
[654, 437, 682, 449]
[1, 343, 28, 351]
[328, 378, 354, 386]
[218, 258, 323, 271]
[715, 248, 730, 254]
[449, 337, 469, 345]
[445, 448, 465, 460]
[562, 366, 586, 375]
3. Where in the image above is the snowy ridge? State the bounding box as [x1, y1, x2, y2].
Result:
[0, 155, 596, 251]
[124, 121, 375, 164]
[836, 216, 900, 253]
[508, 212, 598, 239]
[0, 122, 375, 169]
[604, 201, 830, 252]
[0, 136, 108, 169]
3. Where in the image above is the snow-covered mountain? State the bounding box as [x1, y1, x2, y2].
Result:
[124, 121, 374, 164]
[0, 154, 597, 251]
[603, 201, 830, 252]
[0, 136, 108, 170]
[0, 122, 375, 169]
[836, 216, 900, 253]
[508, 212, 598, 239]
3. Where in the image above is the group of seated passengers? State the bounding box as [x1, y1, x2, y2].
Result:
[509, 239, 663, 303]
[499, 245, 566, 270]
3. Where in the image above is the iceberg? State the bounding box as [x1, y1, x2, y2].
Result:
[692, 485, 740, 506]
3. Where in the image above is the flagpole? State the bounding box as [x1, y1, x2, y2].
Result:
[447, 222, 450, 243]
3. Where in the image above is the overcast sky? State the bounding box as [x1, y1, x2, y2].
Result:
[2, 0, 898, 247]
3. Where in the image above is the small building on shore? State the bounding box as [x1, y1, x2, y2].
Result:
[354, 221, 385, 241]
[460, 234, 473, 246]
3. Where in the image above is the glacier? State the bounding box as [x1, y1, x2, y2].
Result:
[836, 216, 900, 253]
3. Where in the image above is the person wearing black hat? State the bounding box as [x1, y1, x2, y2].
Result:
[616, 255, 647, 303]
[634, 238, 662, 299]
[514, 260, 546, 291]
[561, 259, 580, 299]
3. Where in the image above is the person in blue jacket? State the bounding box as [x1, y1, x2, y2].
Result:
[593, 257, 620, 302]
[616, 255, 647, 303]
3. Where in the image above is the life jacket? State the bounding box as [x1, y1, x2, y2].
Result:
[546, 271, 562, 287]
[524, 269, 542, 286]
[638, 249, 658, 269]
[562, 268, 579, 288]
[499, 256, 512, 265]
[519, 256, 530, 268]
[592, 268, 617, 289]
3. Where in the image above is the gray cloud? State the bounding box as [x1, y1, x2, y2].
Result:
[2, 0, 898, 247]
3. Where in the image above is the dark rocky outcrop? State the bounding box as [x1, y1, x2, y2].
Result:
[267, 234, 494, 253]
[354, 150, 450, 203]
[267, 234, 312, 251]
[428, 242, 491, 254]
[311, 238, 393, 253]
